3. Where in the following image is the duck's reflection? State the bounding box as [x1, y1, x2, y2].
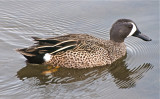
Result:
[17, 55, 153, 88]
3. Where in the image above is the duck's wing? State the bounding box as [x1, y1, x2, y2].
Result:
[16, 36, 79, 64]
[31, 36, 78, 54]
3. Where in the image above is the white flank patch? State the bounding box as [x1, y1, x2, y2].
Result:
[43, 53, 51, 62]
[127, 22, 137, 37]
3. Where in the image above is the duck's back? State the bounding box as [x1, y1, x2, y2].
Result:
[43, 34, 110, 68]
[17, 34, 126, 68]
[45, 34, 126, 68]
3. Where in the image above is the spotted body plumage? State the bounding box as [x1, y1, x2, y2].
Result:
[17, 19, 151, 68]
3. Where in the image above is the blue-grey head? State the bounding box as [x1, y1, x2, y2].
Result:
[110, 19, 152, 42]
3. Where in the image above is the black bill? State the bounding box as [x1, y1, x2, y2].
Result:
[133, 29, 152, 41]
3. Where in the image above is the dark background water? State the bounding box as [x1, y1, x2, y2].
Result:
[0, 0, 159, 99]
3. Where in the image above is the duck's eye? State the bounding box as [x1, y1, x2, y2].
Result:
[128, 24, 133, 28]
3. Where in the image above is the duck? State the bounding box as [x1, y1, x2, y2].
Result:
[17, 19, 152, 69]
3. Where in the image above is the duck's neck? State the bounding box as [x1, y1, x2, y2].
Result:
[106, 40, 126, 63]
[109, 40, 124, 44]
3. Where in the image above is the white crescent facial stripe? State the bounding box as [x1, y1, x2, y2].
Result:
[127, 22, 137, 37]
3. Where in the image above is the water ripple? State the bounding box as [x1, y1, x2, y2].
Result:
[0, 1, 158, 99]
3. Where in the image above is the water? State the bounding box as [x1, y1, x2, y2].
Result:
[0, 0, 159, 99]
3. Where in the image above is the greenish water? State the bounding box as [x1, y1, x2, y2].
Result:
[0, 1, 159, 99]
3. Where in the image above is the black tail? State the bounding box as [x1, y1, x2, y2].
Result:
[16, 48, 44, 64]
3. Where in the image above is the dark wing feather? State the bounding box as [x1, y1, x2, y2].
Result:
[32, 37, 60, 45]
[17, 36, 78, 64]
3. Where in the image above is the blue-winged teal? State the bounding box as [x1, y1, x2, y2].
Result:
[17, 19, 151, 68]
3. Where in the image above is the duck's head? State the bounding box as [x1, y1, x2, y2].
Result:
[110, 19, 152, 42]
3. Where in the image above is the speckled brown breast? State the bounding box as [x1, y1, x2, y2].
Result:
[44, 34, 126, 68]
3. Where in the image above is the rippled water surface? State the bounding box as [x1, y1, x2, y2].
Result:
[0, 1, 159, 99]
